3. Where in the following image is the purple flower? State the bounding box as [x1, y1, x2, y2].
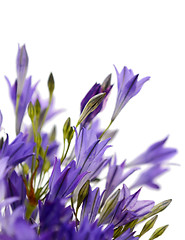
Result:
[131, 165, 169, 189]
[16, 44, 29, 96]
[48, 157, 87, 201]
[74, 127, 111, 199]
[80, 186, 103, 224]
[101, 156, 138, 206]
[6, 170, 26, 210]
[0, 205, 37, 240]
[81, 74, 113, 128]
[101, 184, 154, 227]
[128, 136, 177, 166]
[116, 228, 139, 240]
[5, 76, 39, 134]
[111, 66, 150, 121]
[77, 217, 114, 240]
[39, 198, 73, 233]
[0, 133, 35, 167]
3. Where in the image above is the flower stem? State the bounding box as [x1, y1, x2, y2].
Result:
[99, 120, 113, 139]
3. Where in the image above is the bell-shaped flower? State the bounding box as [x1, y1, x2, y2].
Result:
[48, 157, 87, 201]
[80, 186, 103, 224]
[131, 164, 169, 189]
[101, 184, 154, 227]
[101, 156, 138, 206]
[112, 66, 150, 121]
[128, 136, 177, 166]
[0, 132, 35, 167]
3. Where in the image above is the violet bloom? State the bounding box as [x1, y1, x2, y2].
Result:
[5, 44, 39, 134]
[131, 165, 169, 189]
[80, 186, 103, 224]
[0, 132, 35, 167]
[101, 156, 138, 206]
[74, 127, 111, 199]
[101, 184, 154, 227]
[111, 66, 150, 121]
[16, 44, 29, 96]
[0, 205, 37, 240]
[39, 198, 73, 234]
[48, 157, 87, 201]
[128, 136, 177, 166]
[80, 74, 113, 128]
[5, 76, 39, 134]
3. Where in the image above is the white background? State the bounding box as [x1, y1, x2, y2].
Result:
[0, 0, 184, 239]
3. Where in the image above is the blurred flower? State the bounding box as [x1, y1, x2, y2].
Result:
[16, 44, 29, 96]
[131, 165, 169, 189]
[128, 136, 177, 166]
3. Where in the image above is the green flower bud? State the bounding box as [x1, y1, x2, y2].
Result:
[49, 126, 56, 142]
[28, 102, 35, 122]
[76, 92, 106, 127]
[149, 225, 168, 240]
[77, 180, 90, 211]
[98, 189, 120, 225]
[138, 199, 172, 223]
[63, 117, 71, 140]
[48, 73, 55, 96]
[139, 215, 158, 237]
[35, 99, 41, 118]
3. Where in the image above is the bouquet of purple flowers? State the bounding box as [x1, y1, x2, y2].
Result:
[0, 45, 177, 240]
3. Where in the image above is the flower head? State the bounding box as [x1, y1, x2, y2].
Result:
[112, 66, 150, 121]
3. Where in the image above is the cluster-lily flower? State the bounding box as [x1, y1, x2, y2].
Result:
[0, 45, 177, 240]
[111, 66, 150, 122]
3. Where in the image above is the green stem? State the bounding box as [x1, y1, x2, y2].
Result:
[15, 95, 20, 135]
[99, 120, 113, 139]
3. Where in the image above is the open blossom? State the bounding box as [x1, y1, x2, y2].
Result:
[111, 66, 150, 121]
[128, 136, 177, 166]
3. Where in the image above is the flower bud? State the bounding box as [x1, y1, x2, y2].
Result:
[16, 44, 29, 95]
[149, 225, 168, 240]
[77, 92, 106, 127]
[28, 102, 35, 122]
[77, 180, 90, 211]
[48, 73, 55, 96]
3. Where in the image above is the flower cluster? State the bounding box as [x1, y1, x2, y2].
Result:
[0, 45, 177, 239]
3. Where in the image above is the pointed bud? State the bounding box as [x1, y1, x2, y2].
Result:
[63, 117, 71, 140]
[77, 92, 106, 127]
[35, 133, 42, 148]
[77, 180, 90, 211]
[67, 127, 74, 143]
[149, 225, 168, 240]
[49, 126, 56, 142]
[139, 199, 172, 223]
[139, 215, 158, 237]
[28, 102, 35, 122]
[101, 73, 112, 91]
[98, 189, 120, 225]
[35, 99, 41, 118]
[16, 44, 29, 95]
[48, 73, 55, 96]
